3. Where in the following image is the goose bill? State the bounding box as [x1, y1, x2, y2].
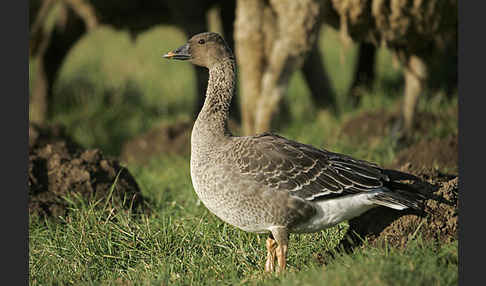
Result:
[163, 43, 191, 60]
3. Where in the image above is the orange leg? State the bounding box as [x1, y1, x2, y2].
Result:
[270, 227, 289, 272]
[265, 235, 277, 272]
[276, 242, 288, 272]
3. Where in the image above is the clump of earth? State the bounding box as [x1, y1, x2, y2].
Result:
[120, 120, 193, 164]
[344, 165, 458, 249]
[120, 119, 240, 165]
[391, 135, 458, 173]
[29, 123, 147, 218]
[339, 107, 457, 148]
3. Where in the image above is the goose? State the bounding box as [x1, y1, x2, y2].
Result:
[163, 32, 424, 272]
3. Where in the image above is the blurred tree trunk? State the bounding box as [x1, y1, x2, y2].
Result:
[235, 0, 322, 135]
[29, 0, 98, 124]
[349, 42, 377, 103]
[234, 0, 265, 135]
[328, 0, 457, 136]
[402, 55, 427, 134]
[29, 0, 55, 124]
[302, 32, 336, 109]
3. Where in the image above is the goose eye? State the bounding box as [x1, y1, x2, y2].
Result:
[198, 39, 206, 45]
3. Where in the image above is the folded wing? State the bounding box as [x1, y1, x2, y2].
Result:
[234, 133, 399, 201]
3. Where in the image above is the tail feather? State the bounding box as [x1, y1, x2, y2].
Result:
[383, 168, 419, 181]
[370, 188, 425, 211]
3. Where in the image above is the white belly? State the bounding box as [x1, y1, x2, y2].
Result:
[292, 193, 377, 233]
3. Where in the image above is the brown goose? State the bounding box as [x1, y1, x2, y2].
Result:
[163, 32, 425, 272]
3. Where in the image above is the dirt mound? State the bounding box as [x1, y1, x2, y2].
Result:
[339, 109, 397, 144]
[339, 108, 455, 145]
[120, 118, 244, 165]
[120, 121, 192, 165]
[390, 135, 458, 173]
[29, 134, 146, 218]
[345, 166, 458, 249]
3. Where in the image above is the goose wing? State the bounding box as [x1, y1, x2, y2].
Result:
[233, 133, 392, 201]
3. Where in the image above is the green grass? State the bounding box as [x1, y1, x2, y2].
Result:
[30, 165, 457, 285]
[270, 239, 458, 286]
[29, 180, 457, 285]
[29, 25, 458, 285]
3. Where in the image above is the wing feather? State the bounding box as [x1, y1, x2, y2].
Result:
[232, 133, 396, 201]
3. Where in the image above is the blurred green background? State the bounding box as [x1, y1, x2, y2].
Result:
[29, 24, 430, 159]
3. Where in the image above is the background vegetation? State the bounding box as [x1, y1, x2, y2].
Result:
[29, 25, 458, 285]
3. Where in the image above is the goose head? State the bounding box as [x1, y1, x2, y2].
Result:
[163, 32, 233, 69]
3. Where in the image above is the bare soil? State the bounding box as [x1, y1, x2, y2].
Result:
[29, 123, 147, 218]
[340, 107, 458, 174]
[120, 118, 241, 165]
[344, 165, 458, 249]
[120, 120, 192, 165]
[390, 135, 458, 173]
[339, 107, 457, 146]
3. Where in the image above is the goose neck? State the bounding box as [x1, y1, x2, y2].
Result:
[194, 58, 236, 140]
